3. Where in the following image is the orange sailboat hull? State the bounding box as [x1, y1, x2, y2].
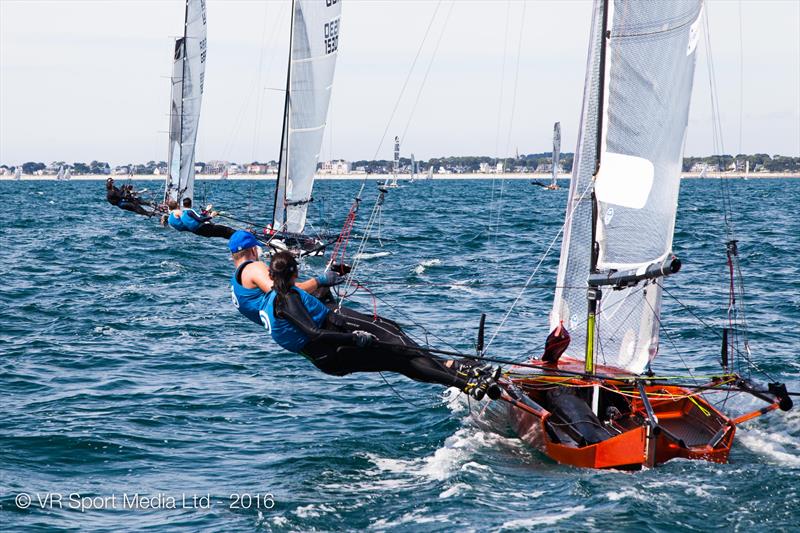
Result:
[502, 358, 736, 469]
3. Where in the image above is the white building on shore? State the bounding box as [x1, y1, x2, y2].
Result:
[320, 160, 351, 174]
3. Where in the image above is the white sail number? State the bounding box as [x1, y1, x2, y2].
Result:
[324, 19, 340, 55]
[259, 310, 272, 334]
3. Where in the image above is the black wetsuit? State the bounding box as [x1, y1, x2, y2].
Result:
[183, 210, 236, 239]
[275, 290, 473, 390]
[107, 186, 152, 215]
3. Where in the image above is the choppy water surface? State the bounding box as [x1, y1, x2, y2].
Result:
[1, 178, 798, 531]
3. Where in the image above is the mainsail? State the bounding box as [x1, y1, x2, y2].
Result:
[551, 0, 703, 374]
[552, 122, 561, 187]
[164, 0, 207, 204]
[273, 0, 342, 234]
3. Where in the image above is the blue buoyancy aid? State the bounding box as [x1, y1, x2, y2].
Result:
[230, 262, 329, 352]
[262, 288, 329, 352]
[168, 211, 188, 231]
[230, 261, 266, 326]
[180, 208, 204, 232]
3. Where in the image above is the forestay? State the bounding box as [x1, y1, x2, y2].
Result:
[273, 0, 342, 234]
[551, 0, 703, 374]
[165, 0, 207, 204]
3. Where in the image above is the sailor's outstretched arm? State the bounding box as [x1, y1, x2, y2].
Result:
[185, 210, 212, 223]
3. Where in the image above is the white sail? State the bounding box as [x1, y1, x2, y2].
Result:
[551, 0, 703, 374]
[273, 0, 342, 234]
[56, 166, 65, 181]
[63, 168, 71, 180]
[552, 122, 561, 187]
[165, 0, 207, 204]
[388, 135, 400, 186]
[427, 162, 433, 180]
[410, 153, 416, 182]
[14, 167, 21, 180]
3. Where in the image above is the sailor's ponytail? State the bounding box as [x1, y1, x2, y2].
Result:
[270, 251, 299, 303]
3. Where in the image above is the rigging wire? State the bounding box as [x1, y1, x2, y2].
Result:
[369, 0, 444, 161]
[487, 0, 512, 243]
[493, 0, 528, 244]
[399, 0, 455, 145]
[701, 5, 762, 382]
[484, 180, 594, 352]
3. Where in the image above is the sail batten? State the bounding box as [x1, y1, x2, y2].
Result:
[273, 0, 341, 234]
[165, 0, 207, 205]
[551, 0, 703, 374]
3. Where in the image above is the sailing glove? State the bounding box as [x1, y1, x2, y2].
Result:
[352, 331, 376, 348]
[316, 271, 346, 287]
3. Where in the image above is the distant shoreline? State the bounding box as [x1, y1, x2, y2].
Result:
[3, 172, 799, 181]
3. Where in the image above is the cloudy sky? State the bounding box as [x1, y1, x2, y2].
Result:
[1, 0, 798, 166]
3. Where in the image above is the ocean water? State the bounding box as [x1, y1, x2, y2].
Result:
[1, 178, 798, 532]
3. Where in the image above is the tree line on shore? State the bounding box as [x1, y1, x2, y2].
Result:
[3, 153, 799, 176]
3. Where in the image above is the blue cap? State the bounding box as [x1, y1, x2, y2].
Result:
[228, 230, 259, 253]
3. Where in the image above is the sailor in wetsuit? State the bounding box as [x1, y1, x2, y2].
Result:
[106, 178, 153, 216]
[179, 198, 236, 239]
[228, 230, 501, 400]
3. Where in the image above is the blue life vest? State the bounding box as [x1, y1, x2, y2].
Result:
[230, 261, 266, 326]
[168, 211, 188, 231]
[262, 288, 329, 352]
[230, 262, 328, 352]
[180, 208, 203, 232]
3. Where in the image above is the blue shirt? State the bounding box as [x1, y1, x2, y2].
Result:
[180, 208, 205, 232]
[168, 211, 187, 231]
[230, 262, 329, 353]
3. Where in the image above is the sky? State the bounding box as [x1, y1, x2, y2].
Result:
[1, 0, 798, 166]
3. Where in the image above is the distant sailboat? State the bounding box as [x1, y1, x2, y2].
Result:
[63, 168, 72, 180]
[382, 136, 401, 188]
[270, 0, 342, 255]
[14, 167, 21, 181]
[219, 164, 229, 180]
[532, 122, 562, 190]
[56, 166, 65, 181]
[409, 153, 417, 183]
[426, 161, 434, 180]
[163, 0, 207, 205]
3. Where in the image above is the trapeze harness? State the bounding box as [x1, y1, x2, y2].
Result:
[229, 261, 472, 388]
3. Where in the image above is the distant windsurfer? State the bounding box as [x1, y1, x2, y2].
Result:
[228, 231, 501, 400]
[178, 198, 236, 239]
[105, 178, 154, 216]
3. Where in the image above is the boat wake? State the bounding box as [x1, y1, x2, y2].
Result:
[738, 412, 800, 467]
[413, 258, 441, 275]
[354, 251, 392, 260]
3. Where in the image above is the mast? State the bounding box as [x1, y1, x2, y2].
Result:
[178, 0, 188, 201]
[585, 0, 611, 376]
[273, 0, 296, 231]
